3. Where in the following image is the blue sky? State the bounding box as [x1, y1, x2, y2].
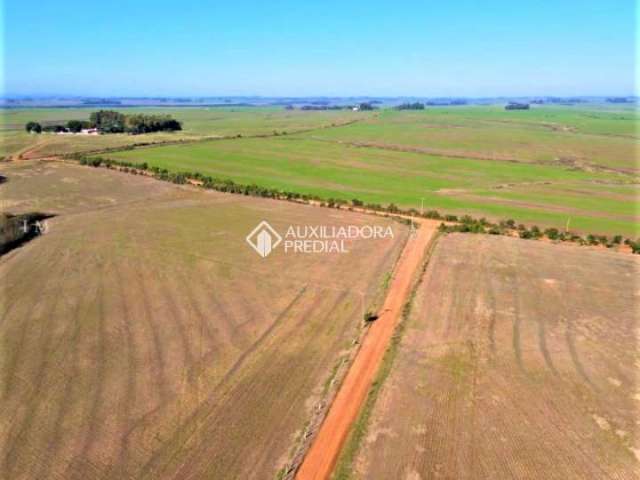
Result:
[2, 0, 636, 97]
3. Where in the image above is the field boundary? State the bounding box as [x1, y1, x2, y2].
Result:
[58, 155, 639, 250]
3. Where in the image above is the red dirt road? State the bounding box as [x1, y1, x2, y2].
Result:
[296, 220, 438, 480]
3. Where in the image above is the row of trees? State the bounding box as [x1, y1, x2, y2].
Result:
[357, 102, 376, 111]
[505, 102, 530, 110]
[395, 102, 425, 110]
[298, 105, 352, 111]
[25, 121, 87, 133]
[292, 103, 376, 111]
[89, 110, 182, 134]
[25, 110, 182, 135]
[438, 216, 637, 251]
[25, 121, 42, 133]
[72, 154, 638, 254]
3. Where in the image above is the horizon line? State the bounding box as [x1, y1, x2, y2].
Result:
[2, 93, 637, 100]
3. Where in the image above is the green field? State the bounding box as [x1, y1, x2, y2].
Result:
[312, 106, 637, 171]
[98, 106, 638, 236]
[3, 104, 638, 236]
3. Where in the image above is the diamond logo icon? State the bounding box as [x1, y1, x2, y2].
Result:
[246, 221, 282, 257]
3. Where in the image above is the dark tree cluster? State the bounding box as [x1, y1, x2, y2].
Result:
[124, 114, 182, 134]
[67, 120, 94, 132]
[299, 105, 353, 111]
[90, 110, 126, 133]
[505, 102, 530, 110]
[89, 110, 182, 134]
[25, 121, 42, 133]
[26, 110, 182, 135]
[395, 102, 425, 110]
[357, 102, 376, 111]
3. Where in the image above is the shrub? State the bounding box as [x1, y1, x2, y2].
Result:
[530, 226, 542, 239]
[363, 311, 378, 322]
[544, 228, 560, 240]
[387, 203, 400, 213]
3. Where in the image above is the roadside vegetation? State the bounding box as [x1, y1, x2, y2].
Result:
[71, 153, 639, 253]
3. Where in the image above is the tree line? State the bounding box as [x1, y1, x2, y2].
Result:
[25, 110, 182, 135]
[395, 102, 425, 110]
[71, 153, 638, 254]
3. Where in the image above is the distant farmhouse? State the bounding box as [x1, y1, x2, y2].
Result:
[505, 102, 530, 110]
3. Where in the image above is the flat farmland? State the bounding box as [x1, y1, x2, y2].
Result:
[313, 106, 638, 171]
[102, 107, 639, 236]
[5, 105, 639, 235]
[0, 161, 408, 479]
[0, 107, 369, 159]
[347, 234, 639, 480]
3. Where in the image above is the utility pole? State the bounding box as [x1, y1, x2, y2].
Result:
[420, 198, 424, 216]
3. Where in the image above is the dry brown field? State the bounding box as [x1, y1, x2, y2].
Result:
[350, 233, 639, 480]
[0, 161, 408, 479]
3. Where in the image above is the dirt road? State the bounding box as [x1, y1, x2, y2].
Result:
[295, 220, 438, 480]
